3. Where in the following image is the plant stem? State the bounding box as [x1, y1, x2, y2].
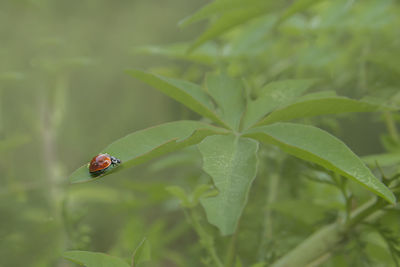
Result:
[224, 221, 240, 267]
[271, 223, 343, 267]
[266, 173, 279, 237]
[40, 74, 69, 267]
[344, 198, 386, 230]
[40, 74, 68, 215]
[306, 252, 332, 267]
[270, 198, 390, 267]
[384, 112, 399, 143]
[335, 175, 352, 225]
[184, 209, 223, 267]
[357, 43, 369, 94]
[257, 172, 279, 260]
[0, 87, 3, 136]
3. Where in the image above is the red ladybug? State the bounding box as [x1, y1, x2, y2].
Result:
[89, 153, 121, 176]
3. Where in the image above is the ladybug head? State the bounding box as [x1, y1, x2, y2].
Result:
[110, 156, 121, 165]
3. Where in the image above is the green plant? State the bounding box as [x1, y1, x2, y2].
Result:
[67, 69, 397, 265]
[64, 0, 400, 266]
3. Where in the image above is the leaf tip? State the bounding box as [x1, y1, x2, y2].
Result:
[385, 192, 397, 205]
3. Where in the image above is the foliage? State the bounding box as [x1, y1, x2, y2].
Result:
[2, 0, 400, 266]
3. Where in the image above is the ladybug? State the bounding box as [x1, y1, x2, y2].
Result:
[89, 153, 121, 177]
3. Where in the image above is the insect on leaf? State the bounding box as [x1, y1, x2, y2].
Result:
[69, 121, 228, 183]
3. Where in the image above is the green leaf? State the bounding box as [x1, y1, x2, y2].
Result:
[188, 2, 273, 52]
[244, 123, 396, 203]
[296, 90, 337, 100]
[198, 135, 259, 235]
[149, 148, 199, 172]
[255, 79, 316, 98]
[179, 0, 251, 28]
[362, 93, 400, 110]
[127, 69, 228, 127]
[206, 73, 245, 130]
[63, 251, 130, 267]
[134, 43, 219, 65]
[242, 79, 316, 129]
[256, 96, 386, 126]
[363, 153, 400, 168]
[69, 121, 227, 183]
[132, 238, 151, 266]
[166, 186, 191, 207]
[192, 184, 218, 205]
[166, 184, 217, 208]
[276, 0, 325, 26]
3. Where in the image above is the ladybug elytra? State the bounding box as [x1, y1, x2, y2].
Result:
[89, 153, 121, 176]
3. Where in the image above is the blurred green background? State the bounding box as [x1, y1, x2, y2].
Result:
[0, 1, 205, 266]
[1, 0, 400, 266]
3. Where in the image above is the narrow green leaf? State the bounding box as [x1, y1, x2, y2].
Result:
[276, 0, 324, 26]
[166, 186, 191, 207]
[127, 69, 228, 127]
[134, 43, 219, 65]
[63, 251, 130, 267]
[256, 79, 316, 98]
[188, 3, 272, 52]
[179, 0, 250, 28]
[363, 153, 400, 168]
[244, 123, 395, 203]
[296, 90, 337, 100]
[206, 73, 245, 130]
[69, 121, 228, 183]
[132, 238, 151, 266]
[256, 96, 385, 126]
[192, 184, 217, 204]
[362, 93, 400, 110]
[166, 184, 217, 208]
[198, 135, 259, 235]
[242, 79, 316, 129]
